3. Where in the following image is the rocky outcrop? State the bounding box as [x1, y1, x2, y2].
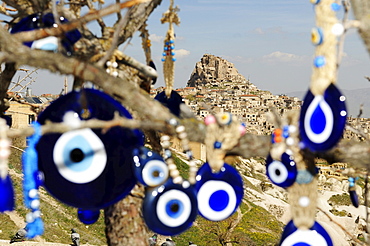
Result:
[186, 54, 251, 87]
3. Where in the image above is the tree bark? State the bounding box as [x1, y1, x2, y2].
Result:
[104, 185, 148, 246]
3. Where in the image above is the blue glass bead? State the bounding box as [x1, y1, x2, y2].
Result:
[161, 58, 165, 62]
[142, 179, 198, 235]
[165, 42, 170, 45]
[163, 52, 167, 56]
[77, 208, 100, 224]
[314, 56, 326, 67]
[331, 3, 341, 11]
[311, 27, 324, 46]
[213, 141, 222, 149]
[164, 47, 168, 51]
[280, 220, 333, 246]
[10, 13, 81, 55]
[171, 52, 175, 56]
[155, 90, 184, 117]
[172, 58, 177, 62]
[132, 147, 169, 187]
[170, 40, 174, 44]
[0, 175, 15, 212]
[36, 89, 143, 210]
[195, 162, 243, 221]
[282, 126, 290, 138]
[266, 153, 297, 188]
[299, 83, 347, 151]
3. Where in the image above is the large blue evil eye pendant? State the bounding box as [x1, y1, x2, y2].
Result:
[10, 13, 81, 55]
[142, 179, 198, 235]
[36, 89, 143, 211]
[280, 220, 333, 246]
[195, 162, 243, 221]
[0, 175, 15, 212]
[132, 147, 169, 187]
[299, 84, 346, 151]
[266, 153, 297, 188]
[154, 90, 184, 117]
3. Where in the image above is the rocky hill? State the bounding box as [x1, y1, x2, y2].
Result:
[187, 54, 256, 89]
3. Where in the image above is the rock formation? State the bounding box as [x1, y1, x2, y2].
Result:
[187, 54, 252, 88]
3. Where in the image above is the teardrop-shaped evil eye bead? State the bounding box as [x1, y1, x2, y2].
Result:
[299, 84, 347, 151]
[0, 175, 15, 212]
[154, 90, 184, 117]
[311, 27, 324, 46]
[36, 89, 143, 210]
[280, 220, 333, 246]
[195, 162, 243, 221]
[77, 208, 100, 224]
[132, 147, 169, 187]
[142, 180, 198, 235]
[266, 153, 297, 188]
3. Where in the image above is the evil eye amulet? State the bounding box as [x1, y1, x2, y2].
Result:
[142, 179, 198, 236]
[10, 13, 81, 55]
[299, 83, 346, 151]
[132, 146, 169, 187]
[154, 90, 184, 117]
[36, 89, 143, 210]
[266, 153, 297, 188]
[195, 162, 243, 221]
[280, 220, 333, 246]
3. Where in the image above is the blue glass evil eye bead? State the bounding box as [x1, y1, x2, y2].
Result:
[142, 179, 198, 236]
[155, 90, 184, 117]
[11, 13, 81, 55]
[195, 162, 243, 221]
[299, 84, 347, 151]
[311, 27, 324, 46]
[266, 153, 297, 188]
[132, 147, 169, 187]
[36, 89, 143, 210]
[77, 208, 100, 224]
[280, 220, 333, 246]
[0, 175, 15, 212]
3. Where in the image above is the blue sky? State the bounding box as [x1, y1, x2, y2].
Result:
[12, 0, 370, 96]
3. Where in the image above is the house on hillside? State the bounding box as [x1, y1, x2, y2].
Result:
[5, 92, 56, 129]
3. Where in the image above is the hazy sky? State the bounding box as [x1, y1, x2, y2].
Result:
[12, 0, 370, 96]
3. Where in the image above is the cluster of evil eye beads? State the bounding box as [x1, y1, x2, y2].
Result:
[133, 116, 244, 235]
[0, 88, 245, 238]
[162, 39, 176, 62]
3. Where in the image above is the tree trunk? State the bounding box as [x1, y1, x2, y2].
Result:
[104, 185, 148, 246]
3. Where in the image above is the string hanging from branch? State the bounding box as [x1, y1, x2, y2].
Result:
[160, 0, 180, 98]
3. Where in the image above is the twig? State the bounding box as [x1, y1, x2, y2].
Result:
[337, 0, 350, 69]
[317, 207, 367, 246]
